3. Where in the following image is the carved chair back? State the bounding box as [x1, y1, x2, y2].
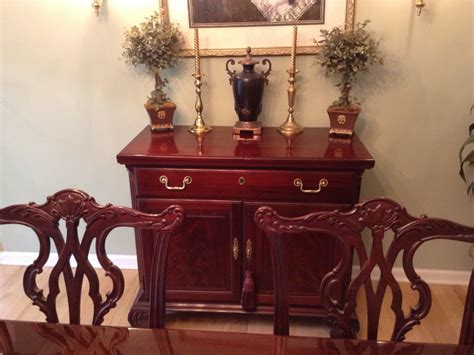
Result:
[0, 189, 184, 327]
[255, 198, 474, 344]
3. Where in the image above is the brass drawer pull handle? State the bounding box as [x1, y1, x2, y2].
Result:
[159, 175, 192, 191]
[233, 238, 239, 260]
[246, 239, 252, 261]
[238, 176, 246, 186]
[294, 178, 328, 194]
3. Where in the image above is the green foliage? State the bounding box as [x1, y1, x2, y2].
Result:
[459, 106, 474, 195]
[315, 21, 383, 109]
[122, 12, 183, 108]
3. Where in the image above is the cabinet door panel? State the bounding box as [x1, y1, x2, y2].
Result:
[138, 199, 242, 303]
[244, 202, 350, 307]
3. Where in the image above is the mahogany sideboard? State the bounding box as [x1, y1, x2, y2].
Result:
[117, 126, 375, 327]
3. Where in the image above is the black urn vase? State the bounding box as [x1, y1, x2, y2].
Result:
[226, 47, 271, 134]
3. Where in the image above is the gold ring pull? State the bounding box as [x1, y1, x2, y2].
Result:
[294, 178, 328, 194]
[159, 175, 192, 191]
[233, 238, 239, 260]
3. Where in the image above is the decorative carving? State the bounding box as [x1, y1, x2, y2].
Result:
[128, 309, 150, 327]
[255, 198, 474, 341]
[0, 189, 184, 326]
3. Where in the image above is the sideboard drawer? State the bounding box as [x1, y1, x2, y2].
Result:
[135, 168, 355, 203]
[240, 170, 356, 203]
[135, 168, 242, 199]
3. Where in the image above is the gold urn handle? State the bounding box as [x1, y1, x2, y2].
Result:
[294, 178, 328, 194]
[233, 238, 239, 260]
[225, 59, 236, 85]
[159, 175, 192, 191]
[261, 59, 272, 85]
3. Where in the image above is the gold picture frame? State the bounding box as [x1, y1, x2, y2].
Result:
[160, 0, 356, 57]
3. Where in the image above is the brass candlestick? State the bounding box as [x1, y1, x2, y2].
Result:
[189, 28, 211, 134]
[278, 26, 303, 135]
[189, 73, 211, 134]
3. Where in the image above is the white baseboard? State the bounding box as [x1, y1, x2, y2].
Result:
[0, 251, 470, 286]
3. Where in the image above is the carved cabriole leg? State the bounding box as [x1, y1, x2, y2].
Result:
[268, 232, 289, 336]
[149, 231, 172, 328]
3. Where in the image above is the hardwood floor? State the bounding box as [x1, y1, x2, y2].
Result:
[0, 265, 467, 344]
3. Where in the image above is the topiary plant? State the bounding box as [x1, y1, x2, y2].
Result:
[459, 106, 474, 194]
[315, 21, 383, 110]
[122, 12, 184, 110]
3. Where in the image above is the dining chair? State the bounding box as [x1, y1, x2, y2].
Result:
[255, 198, 474, 345]
[0, 189, 184, 327]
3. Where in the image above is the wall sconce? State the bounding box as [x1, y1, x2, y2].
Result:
[92, 0, 102, 16]
[415, 0, 425, 16]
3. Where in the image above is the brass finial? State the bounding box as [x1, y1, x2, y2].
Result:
[239, 47, 259, 66]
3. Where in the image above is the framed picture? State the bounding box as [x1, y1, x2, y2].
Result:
[188, 0, 325, 27]
[159, 0, 355, 57]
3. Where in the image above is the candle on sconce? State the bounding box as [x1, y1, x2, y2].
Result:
[290, 25, 298, 72]
[194, 28, 201, 75]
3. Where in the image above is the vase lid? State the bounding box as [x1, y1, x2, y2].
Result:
[238, 47, 259, 66]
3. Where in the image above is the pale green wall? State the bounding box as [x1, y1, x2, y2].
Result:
[0, 0, 472, 269]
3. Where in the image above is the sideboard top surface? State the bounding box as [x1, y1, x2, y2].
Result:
[117, 126, 375, 170]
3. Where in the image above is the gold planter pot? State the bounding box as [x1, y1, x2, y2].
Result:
[327, 106, 361, 137]
[145, 101, 177, 132]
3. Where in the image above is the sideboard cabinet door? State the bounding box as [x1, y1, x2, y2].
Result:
[243, 202, 350, 312]
[137, 199, 242, 304]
